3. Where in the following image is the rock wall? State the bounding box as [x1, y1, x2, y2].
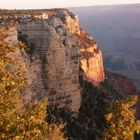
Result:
[6, 27, 29, 72]
[77, 29, 105, 84]
[16, 9, 105, 111]
[62, 11, 105, 84]
[17, 18, 81, 111]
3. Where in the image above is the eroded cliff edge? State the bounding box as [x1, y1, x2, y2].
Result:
[16, 9, 105, 111]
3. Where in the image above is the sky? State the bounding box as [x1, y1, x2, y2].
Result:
[0, 0, 140, 9]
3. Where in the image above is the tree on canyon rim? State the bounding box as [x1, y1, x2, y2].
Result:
[102, 96, 140, 140]
[0, 24, 65, 140]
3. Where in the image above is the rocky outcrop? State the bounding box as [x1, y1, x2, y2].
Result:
[6, 27, 29, 72]
[17, 18, 81, 111]
[63, 12, 105, 84]
[15, 9, 105, 111]
[65, 15, 80, 35]
[77, 29, 105, 84]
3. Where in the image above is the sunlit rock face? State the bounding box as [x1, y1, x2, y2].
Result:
[77, 29, 105, 84]
[64, 12, 105, 84]
[15, 9, 105, 111]
[65, 15, 80, 35]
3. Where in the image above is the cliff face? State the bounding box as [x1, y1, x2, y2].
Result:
[64, 13, 105, 84]
[16, 9, 105, 111]
[17, 19, 81, 111]
[77, 29, 105, 84]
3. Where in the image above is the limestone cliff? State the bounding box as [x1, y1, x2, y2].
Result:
[62, 11, 105, 84]
[14, 9, 105, 111]
[77, 29, 105, 84]
[17, 19, 81, 111]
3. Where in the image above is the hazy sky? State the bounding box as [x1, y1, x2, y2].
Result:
[0, 0, 140, 9]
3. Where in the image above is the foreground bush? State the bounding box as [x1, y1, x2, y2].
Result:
[103, 96, 140, 140]
[0, 24, 65, 140]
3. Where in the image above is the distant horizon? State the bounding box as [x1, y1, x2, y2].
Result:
[1, 3, 140, 10]
[0, 0, 140, 9]
[68, 3, 140, 9]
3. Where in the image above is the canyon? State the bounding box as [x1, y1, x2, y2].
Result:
[4, 8, 139, 114]
[2, 8, 140, 139]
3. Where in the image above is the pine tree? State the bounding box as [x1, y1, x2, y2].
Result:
[102, 96, 140, 140]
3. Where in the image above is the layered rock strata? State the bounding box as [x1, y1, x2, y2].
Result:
[16, 9, 105, 111]
[77, 29, 105, 84]
[60, 11, 105, 84]
[17, 18, 81, 111]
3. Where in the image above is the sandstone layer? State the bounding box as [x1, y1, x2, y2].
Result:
[77, 29, 105, 84]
